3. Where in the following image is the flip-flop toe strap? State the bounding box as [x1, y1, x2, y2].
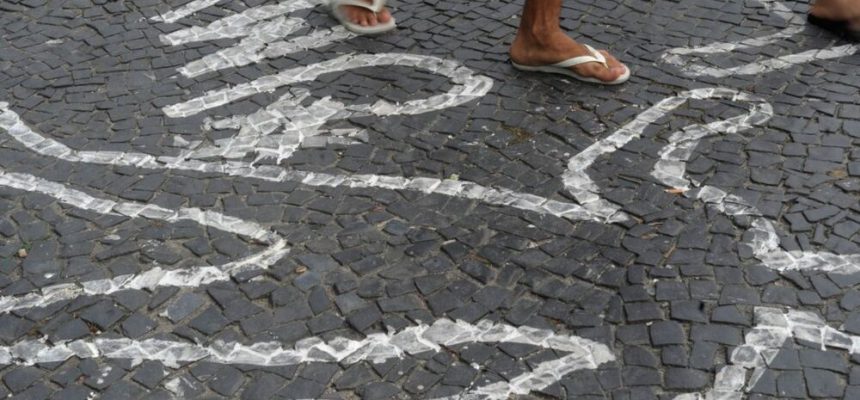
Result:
[550, 44, 608, 69]
[331, 0, 386, 13]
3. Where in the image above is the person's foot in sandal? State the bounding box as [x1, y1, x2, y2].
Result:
[330, 0, 395, 35]
[509, 0, 629, 85]
[341, 1, 392, 28]
[510, 28, 629, 84]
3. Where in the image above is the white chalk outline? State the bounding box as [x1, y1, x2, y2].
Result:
[0, 169, 289, 314]
[661, 0, 860, 77]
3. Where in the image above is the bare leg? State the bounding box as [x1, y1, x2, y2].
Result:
[340, 0, 392, 28]
[510, 0, 628, 83]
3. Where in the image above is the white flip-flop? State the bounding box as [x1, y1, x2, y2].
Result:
[511, 44, 630, 85]
[329, 0, 396, 35]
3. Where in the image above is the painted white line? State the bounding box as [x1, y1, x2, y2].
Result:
[194, 87, 371, 163]
[0, 319, 614, 398]
[566, 87, 772, 223]
[652, 102, 854, 277]
[661, 0, 860, 77]
[676, 307, 859, 400]
[0, 242, 287, 315]
[150, 0, 223, 24]
[0, 169, 288, 314]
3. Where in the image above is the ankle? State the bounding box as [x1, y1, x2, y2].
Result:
[516, 24, 563, 47]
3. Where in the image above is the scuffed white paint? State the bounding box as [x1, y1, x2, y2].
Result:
[150, 0, 223, 23]
[164, 376, 196, 397]
[196, 87, 370, 163]
[0, 169, 288, 313]
[6, 1, 860, 397]
[178, 24, 355, 78]
[0, 319, 613, 399]
[661, 0, 860, 77]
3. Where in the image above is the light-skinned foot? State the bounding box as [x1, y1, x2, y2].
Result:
[340, 0, 392, 28]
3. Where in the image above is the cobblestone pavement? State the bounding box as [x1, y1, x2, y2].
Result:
[0, 0, 858, 398]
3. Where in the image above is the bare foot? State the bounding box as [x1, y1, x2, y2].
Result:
[510, 29, 627, 83]
[340, 1, 392, 27]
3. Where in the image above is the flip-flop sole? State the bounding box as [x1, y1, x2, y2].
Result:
[511, 62, 630, 85]
[331, 3, 396, 35]
[339, 17, 396, 35]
